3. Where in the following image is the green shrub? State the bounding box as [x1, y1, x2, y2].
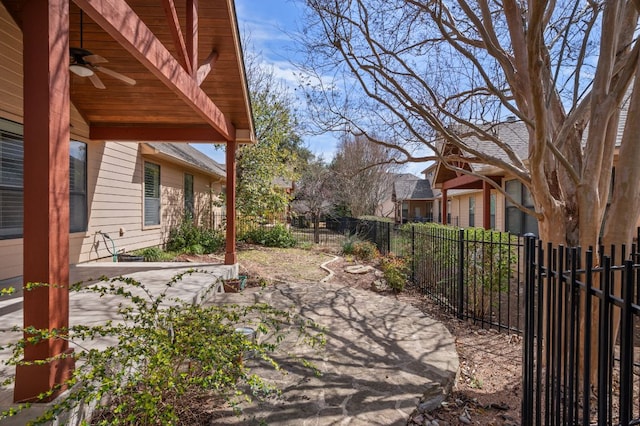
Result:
[341, 234, 378, 261]
[243, 224, 297, 248]
[186, 243, 205, 255]
[379, 254, 409, 292]
[404, 222, 518, 318]
[166, 218, 224, 254]
[131, 246, 174, 262]
[358, 215, 393, 223]
[1, 273, 325, 424]
[352, 241, 379, 261]
[341, 234, 358, 256]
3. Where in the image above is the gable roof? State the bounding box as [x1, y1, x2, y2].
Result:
[144, 142, 225, 178]
[465, 120, 529, 173]
[434, 120, 529, 185]
[1, 0, 254, 144]
[394, 179, 434, 200]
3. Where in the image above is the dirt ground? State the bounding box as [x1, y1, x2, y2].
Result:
[177, 246, 522, 425]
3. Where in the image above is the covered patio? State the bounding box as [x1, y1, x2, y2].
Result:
[0, 0, 254, 402]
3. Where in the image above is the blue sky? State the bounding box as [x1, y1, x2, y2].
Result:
[192, 0, 424, 177]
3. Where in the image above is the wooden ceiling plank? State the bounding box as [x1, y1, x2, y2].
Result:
[161, 0, 191, 74]
[73, 0, 235, 141]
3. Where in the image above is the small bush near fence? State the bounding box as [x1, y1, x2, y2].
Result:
[463, 227, 518, 317]
[399, 222, 520, 326]
[342, 235, 379, 261]
[380, 254, 409, 292]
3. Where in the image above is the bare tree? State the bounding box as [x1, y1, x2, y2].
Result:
[293, 157, 334, 243]
[297, 0, 640, 254]
[331, 133, 397, 217]
[297, 0, 640, 378]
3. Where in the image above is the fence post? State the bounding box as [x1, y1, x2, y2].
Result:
[619, 260, 634, 426]
[457, 228, 464, 320]
[411, 225, 415, 284]
[521, 233, 536, 426]
[387, 222, 391, 254]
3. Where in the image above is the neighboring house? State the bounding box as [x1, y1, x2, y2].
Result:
[431, 119, 536, 234]
[0, 0, 254, 401]
[376, 173, 420, 218]
[392, 178, 435, 223]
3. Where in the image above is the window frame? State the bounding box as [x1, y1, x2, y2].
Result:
[505, 179, 538, 236]
[69, 140, 88, 233]
[184, 173, 194, 219]
[0, 118, 88, 239]
[490, 193, 496, 229]
[143, 161, 161, 227]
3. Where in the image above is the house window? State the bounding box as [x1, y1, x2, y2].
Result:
[184, 173, 194, 219]
[0, 121, 23, 239]
[468, 196, 475, 227]
[69, 141, 87, 233]
[402, 202, 408, 222]
[0, 118, 88, 239]
[144, 162, 161, 226]
[490, 194, 496, 229]
[505, 180, 538, 235]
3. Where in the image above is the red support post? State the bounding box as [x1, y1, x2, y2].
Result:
[225, 140, 237, 265]
[14, 0, 74, 402]
[483, 180, 491, 229]
[442, 189, 448, 225]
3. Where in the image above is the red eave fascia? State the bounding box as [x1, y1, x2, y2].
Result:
[90, 125, 226, 142]
[441, 174, 483, 190]
[73, 0, 236, 142]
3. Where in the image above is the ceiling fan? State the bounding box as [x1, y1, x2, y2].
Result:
[69, 47, 136, 89]
[69, 10, 136, 89]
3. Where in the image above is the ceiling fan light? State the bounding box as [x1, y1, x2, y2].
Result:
[70, 64, 94, 77]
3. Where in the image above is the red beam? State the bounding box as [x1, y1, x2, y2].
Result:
[441, 174, 483, 190]
[197, 50, 218, 86]
[162, 0, 192, 74]
[90, 124, 227, 142]
[187, 0, 198, 78]
[225, 140, 237, 265]
[15, 0, 74, 402]
[74, 0, 235, 142]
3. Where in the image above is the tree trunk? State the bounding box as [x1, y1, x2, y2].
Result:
[313, 213, 320, 244]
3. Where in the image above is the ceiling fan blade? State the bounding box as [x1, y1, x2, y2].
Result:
[88, 73, 106, 89]
[84, 54, 108, 64]
[95, 66, 136, 86]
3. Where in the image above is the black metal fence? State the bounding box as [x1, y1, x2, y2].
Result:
[354, 220, 526, 331]
[232, 214, 350, 247]
[522, 237, 640, 426]
[219, 213, 640, 423]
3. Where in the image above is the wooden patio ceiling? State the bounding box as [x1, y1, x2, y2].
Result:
[1, 0, 254, 143]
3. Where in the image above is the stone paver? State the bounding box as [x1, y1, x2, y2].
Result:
[207, 282, 458, 425]
[0, 263, 458, 426]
